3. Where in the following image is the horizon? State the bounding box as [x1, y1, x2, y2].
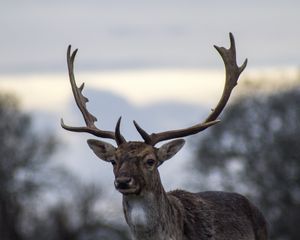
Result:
[0, 66, 298, 112]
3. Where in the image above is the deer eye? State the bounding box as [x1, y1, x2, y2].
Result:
[110, 160, 117, 166]
[146, 159, 155, 167]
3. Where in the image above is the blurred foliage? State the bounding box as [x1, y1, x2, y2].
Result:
[0, 93, 130, 240]
[194, 87, 300, 240]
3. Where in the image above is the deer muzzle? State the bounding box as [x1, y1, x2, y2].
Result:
[114, 177, 139, 195]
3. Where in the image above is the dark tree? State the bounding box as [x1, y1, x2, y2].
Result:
[194, 88, 300, 240]
[0, 93, 130, 240]
[0, 93, 56, 240]
[32, 181, 130, 240]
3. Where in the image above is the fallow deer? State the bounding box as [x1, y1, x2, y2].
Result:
[61, 33, 268, 240]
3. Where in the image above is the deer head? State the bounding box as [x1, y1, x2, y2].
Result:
[86, 139, 185, 195]
[61, 33, 247, 196]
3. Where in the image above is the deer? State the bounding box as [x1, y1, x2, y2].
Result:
[61, 33, 268, 240]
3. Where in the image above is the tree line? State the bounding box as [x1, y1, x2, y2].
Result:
[194, 86, 300, 239]
[2, 83, 300, 240]
[0, 93, 130, 240]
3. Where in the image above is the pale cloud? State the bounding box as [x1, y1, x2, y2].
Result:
[0, 70, 224, 111]
[0, 75, 70, 111]
[80, 70, 225, 106]
[0, 67, 298, 113]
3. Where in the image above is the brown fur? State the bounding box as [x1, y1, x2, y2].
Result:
[87, 141, 268, 240]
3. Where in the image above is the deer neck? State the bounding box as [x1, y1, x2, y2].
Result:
[122, 180, 183, 240]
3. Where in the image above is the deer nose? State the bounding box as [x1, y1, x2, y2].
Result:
[114, 177, 133, 189]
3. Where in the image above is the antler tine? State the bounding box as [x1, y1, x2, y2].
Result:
[208, 32, 247, 122]
[134, 33, 247, 146]
[61, 45, 126, 144]
[115, 117, 126, 145]
[133, 120, 152, 144]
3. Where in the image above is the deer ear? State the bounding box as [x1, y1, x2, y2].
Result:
[87, 139, 116, 162]
[157, 139, 185, 164]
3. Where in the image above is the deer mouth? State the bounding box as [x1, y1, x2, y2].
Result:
[117, 186, 140, 195]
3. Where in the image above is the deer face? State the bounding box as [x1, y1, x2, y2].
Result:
[87, 139, 185, 195]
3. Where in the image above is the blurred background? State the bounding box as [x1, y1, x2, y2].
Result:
[1, 1, 300, 239]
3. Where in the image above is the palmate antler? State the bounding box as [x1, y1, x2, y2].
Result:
[133, 33, 247, 145]
[61, 33, 247, 146]
[60, 46, 126, 145]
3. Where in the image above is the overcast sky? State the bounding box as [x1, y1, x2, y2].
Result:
[1, 1, 299, 73]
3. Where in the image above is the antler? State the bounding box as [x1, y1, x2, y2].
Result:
[61, 45, 126, 145]
[134, 33, 247, 146]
